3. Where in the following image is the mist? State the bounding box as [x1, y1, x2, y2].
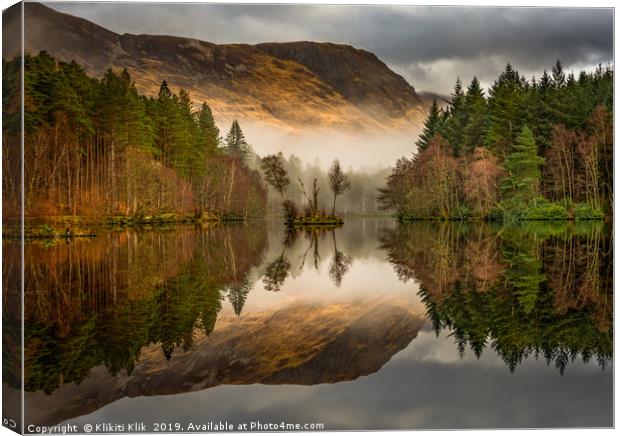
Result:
[219, 121, 418, 216]
[232, 121, 420, 172]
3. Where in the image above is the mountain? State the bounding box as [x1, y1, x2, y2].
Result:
[3, 2, 428, 132]
[24, 298, 426, 426]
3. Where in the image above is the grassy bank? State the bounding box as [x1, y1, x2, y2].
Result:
[3, 212, 253, 240]
[286, 216, 344, 227]
[398, 200, 607, 222]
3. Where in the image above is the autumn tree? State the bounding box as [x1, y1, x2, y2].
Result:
[464, 147, 504, 217]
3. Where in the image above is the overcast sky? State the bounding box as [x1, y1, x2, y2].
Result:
[48, 2, 613, 94]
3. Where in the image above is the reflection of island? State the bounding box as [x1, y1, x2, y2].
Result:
[380, 221, 613, 373]
[263, 227, 353, 291]
[25, 297, 425, 426]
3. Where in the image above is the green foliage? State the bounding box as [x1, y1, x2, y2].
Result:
[415, 99, 441, 152]
[499, 198, 568, 221]
[573, 202, 604, 220]
[381, 60, 612, 221]
[500, 126, 545, 203]
[462, 76, 487, 152]
[441, 78, 468, 156]
[224, 120, 252, 161]
[485, 63, 527, 156]
[7, 52, 268, 220]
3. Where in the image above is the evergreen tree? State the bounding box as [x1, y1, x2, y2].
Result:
[486, 63, 526, 157]
[552, 59, 565, 88]
[224, 120, 251, 161]
[442, 78, 467, 156]
[196, 102, 220, 154]
[500, 126, 545, 204]
[416, 99, 441, 152]
[462, 76, 487, 152]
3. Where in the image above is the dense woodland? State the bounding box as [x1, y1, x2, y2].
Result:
[2, 52, 267, 221]
[2, 54, 614, 224]
[379, 62, 613, 220]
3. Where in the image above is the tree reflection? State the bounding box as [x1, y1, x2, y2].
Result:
[263, 253, 291, 292]
[381, 221, 613, 374]
[329, 230, 353, 287]
[262, 225, 353, 290]
[9, 224, 267, 394]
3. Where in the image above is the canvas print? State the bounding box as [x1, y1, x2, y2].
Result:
[2, 1, 614, 433]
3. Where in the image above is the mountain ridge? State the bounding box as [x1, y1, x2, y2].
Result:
[3, 2, 429, 132]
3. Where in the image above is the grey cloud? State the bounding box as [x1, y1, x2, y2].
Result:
[47, 3, 613, 93]
[66, 327, 613, 429]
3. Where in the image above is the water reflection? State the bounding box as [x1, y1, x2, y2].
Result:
[262, 226, 353, 291]
[2, 218, 613, 429]
[380, 221, 613, 374]
[4, 224, 268, 395]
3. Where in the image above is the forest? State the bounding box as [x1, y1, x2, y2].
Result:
[2, 52, 267, 222]
[3, 53, 614, 225]
[379, 61, 613, 221]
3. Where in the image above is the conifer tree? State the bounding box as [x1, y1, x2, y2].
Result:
[500, 126, 544, 204]
[442, 78, 467, 156]
[196, 102, 220, 154]
[462, 76, 487, 153]
[552, 59, 565, 88]
[416, 99, 441, 152]
[485, 63, 526, 157]
[224, 120, 251, 161]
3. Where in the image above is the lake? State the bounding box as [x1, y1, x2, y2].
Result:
[3, 218, 613, 430]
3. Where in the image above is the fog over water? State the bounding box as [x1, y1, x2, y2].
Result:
[238, 122, 419, 171]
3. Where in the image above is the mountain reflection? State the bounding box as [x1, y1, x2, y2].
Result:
[380, 221, 613, 374]
[6, 223, 359, 397]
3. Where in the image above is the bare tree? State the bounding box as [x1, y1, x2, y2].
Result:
[328, 159, 351, 216]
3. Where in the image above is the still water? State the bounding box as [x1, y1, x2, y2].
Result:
[4, 218, 613, 430]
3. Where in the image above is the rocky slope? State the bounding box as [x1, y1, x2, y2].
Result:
[3, 2, 428, 132]
[24, 297, 425, 426]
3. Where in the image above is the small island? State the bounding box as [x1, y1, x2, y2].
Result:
[261, 153, 351, 227]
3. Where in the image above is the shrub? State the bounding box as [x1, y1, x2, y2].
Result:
[573, 203, 604, 220]
[451, 205, 471, 220]
[499, 198, 568, 221]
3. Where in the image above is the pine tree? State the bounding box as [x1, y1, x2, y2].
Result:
[552, 59, 565, 88]
[416, 99, 441, 152]
[462, 76, 487, 153]
[500, 126, 545, 204]
[442, 78, 467, 156]
[486, 63, 526, 157]
[224, 120, 251, 161]
[196, 102, 220, 154]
